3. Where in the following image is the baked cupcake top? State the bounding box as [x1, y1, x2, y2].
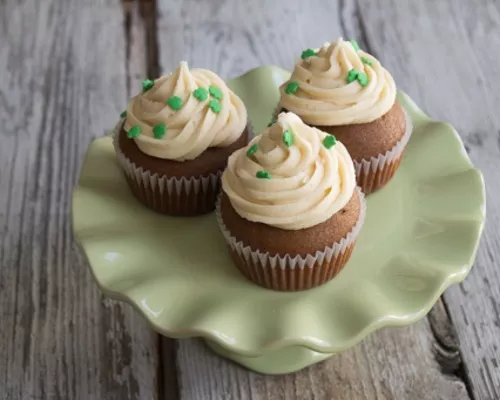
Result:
[221, 112, 356, 230]
[123, 62, 247, 161]
[279, 38, 396, 126]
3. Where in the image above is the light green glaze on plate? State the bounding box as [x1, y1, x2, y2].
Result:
[72, 66, 485, 374]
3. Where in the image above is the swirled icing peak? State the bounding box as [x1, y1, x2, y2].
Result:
[279, 38, 397, 126]
[123, 62, 247, 161]
[221, 112, 356, 230]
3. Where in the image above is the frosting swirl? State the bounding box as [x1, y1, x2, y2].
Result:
[221, 112, 356, 230]
[279, 38, 396, 125]
[124, 62, 247, 161]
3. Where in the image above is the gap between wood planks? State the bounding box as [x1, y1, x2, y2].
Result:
[428, 300, 475, 399]
[121, 1, 180, 399]
[120, 0, 476, 398]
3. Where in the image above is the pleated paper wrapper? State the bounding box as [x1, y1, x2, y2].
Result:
[113, 119, 252, 216]
[272, 106, 413, 194]
[354, 109, 413, 194]
[216, 187, 366, 291]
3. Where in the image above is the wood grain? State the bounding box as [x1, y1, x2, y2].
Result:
[0, 1, 159, 399]
[355, 1, 500, 399]
[175, 318, 469, 400]
[154, 0, 481, 399]
[155, 0, 342, 78]
[2, 0, 498, 398]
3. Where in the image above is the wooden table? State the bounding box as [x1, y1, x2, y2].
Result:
[1, 0, 499, 398]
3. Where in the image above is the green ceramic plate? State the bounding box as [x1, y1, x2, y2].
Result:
[72, 66, 485, 374]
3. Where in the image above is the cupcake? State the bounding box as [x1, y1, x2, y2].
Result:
[278, 38, 412, 194]
[218, 112, 366, 291]
[114, 61, 249, 215]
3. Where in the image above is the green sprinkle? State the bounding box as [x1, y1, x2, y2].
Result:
[193, 87, 208, 101]
[153, 123, 167, 139]
[142, 79, 154, 92]
[347, 68, 359, 83]
[285, 81, 299, 94]
[167, 96, 183, 110]
[127, 125, 142, 139]
[282, 129, 293, 147]
[301, 48, 317, 59]
[357, 71, 369, 87]
[349, 40, 360, 51]
[209, 99, 221, 113]
[267, 117, 277, 127]
[246, 143, 258, 157]
[322, 135, 337, 149]
[120, 110, 127, 118]
[256, 170, 271, 179]
[209, 85, 222, 100]
[361, 56, 373, 66]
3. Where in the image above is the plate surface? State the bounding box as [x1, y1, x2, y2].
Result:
[72, 66, 485, 373]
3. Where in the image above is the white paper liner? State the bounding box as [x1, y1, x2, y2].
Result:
[216, 187, 366, 270]
[273, 105, 413, 193]
[354, 108, 413, 176]
[274, 105, 413, 176]
[112, 118, 254, 213]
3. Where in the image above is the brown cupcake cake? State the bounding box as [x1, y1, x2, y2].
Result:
[218, 112, 366, 291]
[278, 38, 412, 194]
[114, 61, 249, 215]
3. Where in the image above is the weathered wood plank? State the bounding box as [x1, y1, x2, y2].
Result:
[355, 1, 500, 399]
[176, 318, 468, 400]
[155, 0, 340, 78]
[155, 0, 475, 398]
[0, 1, 160, 399]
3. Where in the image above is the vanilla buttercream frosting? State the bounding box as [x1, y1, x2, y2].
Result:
[221, 112, 356, 230]
[124, 61, 247, 161]
[279, 38, 396, 126]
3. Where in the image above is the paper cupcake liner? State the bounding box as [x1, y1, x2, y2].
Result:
[112, 119, 253, 216]
[354, 109, 413, 194]
[273, 106, 413, 195]
[216, 187, 366, 291]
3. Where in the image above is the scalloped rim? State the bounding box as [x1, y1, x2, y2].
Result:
[72, 67, 486, 357]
